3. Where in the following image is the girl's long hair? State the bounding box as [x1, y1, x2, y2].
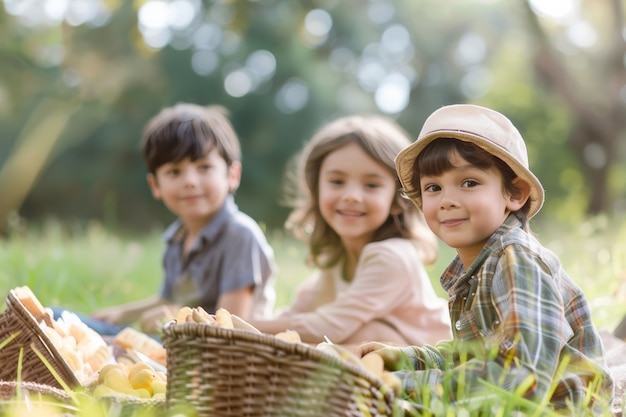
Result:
[283, 115, 438, 269]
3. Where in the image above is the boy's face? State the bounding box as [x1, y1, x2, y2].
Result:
[147, 148, 241, 231]
[419, 150, 525, 266]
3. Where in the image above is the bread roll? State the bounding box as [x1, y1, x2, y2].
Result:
[114, 327, 163, 357]
[275, 330, 302, 344]
[13, 286, 46, 318]
[215, 308, 234, 329]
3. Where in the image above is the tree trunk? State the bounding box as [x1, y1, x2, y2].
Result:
[523, 0, 626, 215]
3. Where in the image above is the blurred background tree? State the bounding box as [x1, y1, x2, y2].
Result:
[0, 0, 624, 236]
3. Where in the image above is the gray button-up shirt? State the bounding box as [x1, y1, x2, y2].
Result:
[160, 194, 276, 318]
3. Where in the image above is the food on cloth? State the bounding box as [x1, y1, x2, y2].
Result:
[113, 327, 166, 366]
[92, 361, 166, 399]
[39, 311, 114, 384]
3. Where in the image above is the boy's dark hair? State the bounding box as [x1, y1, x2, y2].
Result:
[141, 103, 241, 174]
[410, 138, 531, 225]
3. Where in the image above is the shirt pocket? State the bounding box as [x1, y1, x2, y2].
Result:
[454, 276, 494, 341]
[454, 310, 483, 341]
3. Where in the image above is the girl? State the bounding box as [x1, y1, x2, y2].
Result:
[249, 115, 451, 346]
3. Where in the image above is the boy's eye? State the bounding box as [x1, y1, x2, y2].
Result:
[462, 179, 479, 188]
[328, 178, 344, 185]
[365, 182, 381, 189]
[423, 184, 440, 192]
[198, 164, 211, 171]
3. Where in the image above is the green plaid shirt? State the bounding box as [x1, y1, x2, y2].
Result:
[395, 215, 613, 413]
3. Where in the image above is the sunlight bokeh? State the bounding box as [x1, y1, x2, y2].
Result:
[528, 0, 577, 20]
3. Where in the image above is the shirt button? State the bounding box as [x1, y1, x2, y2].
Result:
[455, 320, 461, 330]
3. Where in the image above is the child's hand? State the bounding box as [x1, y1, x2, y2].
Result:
[357, 341, 404, 370]
[92, 307, 125, 324]
[357, 341, 392, 357]
[139, 305, 175, 334]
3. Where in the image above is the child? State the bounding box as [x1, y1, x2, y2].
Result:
[87, 103, 277, 335]
[359, 104, 613, 413]
[248, 115, 452, 347]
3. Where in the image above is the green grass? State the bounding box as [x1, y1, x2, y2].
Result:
[0, 216, 624, 416]
[0, 220, 315, 316]
[1, 215, 625, 330]
[538, 215, 626, 332]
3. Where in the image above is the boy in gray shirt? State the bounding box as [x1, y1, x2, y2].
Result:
[90, 103, 276, 335]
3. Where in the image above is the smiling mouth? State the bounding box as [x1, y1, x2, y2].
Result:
[338, 210, 364, 217]
[441, 219, 465, 227]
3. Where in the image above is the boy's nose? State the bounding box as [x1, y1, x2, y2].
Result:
[181, 169, 199, 186]
[438, 190, 459, 209]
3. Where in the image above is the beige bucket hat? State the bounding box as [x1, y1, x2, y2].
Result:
[395, 104, 544, 218]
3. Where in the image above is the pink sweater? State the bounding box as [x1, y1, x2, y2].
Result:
[279, 238, 452, 346]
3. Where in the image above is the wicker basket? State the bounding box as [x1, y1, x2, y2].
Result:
[162, 321, 395, 417]
[0, 290, 80, 390]
[90, 393, 166, 417]
[0, 381, 75, 417]
[0, 381, 166, 417]
[0, 380, 72, 403]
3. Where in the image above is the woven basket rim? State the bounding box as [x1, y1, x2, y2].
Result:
[93, 392, 166, 406]
[5, 289, 81, 388]
[162, 320, 386, 390]
[0, 380, 72, 402]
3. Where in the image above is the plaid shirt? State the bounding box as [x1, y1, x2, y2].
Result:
[395, 215, 613, 413]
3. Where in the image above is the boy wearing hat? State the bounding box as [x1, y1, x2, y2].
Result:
[359, 104, 613, 414]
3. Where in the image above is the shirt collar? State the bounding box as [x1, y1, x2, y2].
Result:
[162, 194, 238, 244]
[441, 214, 523, 293]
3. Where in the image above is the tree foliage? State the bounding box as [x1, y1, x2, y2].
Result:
[0, 0, 624, 235]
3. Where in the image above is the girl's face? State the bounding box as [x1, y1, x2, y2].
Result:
[318, 142, 397, 253]
[147, 148, 241, 233]
[419, 150, 523, 267]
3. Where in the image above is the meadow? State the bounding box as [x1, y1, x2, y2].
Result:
[0, 215, 625, 416]
[1, 215, 624, 333]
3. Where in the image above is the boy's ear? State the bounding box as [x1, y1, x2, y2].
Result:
[507, 177, 531, 211]
[146, 173, 162, 200]
[228, 161, 242, 192]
